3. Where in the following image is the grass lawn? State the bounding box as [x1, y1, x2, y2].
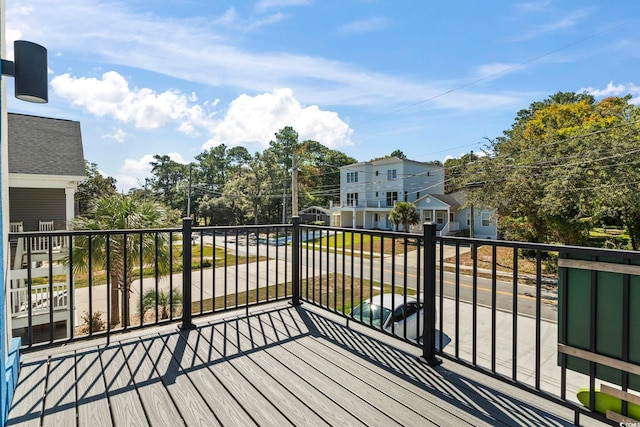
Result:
[312, 232, 419, 255]
[43, 244, 263, 289]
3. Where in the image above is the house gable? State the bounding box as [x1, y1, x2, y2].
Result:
[8, 113, 85, 177]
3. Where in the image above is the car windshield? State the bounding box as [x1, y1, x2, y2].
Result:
[352, 301, 392, 327]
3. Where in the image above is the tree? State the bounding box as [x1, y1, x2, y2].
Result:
[68, 194, 175, 326]
[149, 154, 189, 213]
[76, 161, 117, 215]
[140, 289, 182, 320]
[295, 140, 356, 207]
[389, 202, 420, 232]
[390, 150, 407, 159]
[467, 92, 640, 245]
[222, 152, 281, 224]
[197, 195, 236, 225]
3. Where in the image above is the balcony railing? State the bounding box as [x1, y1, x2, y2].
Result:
[8, 219, 640, 425]
[337, 200, 395, 208]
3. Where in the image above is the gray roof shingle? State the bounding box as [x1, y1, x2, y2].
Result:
[8, 113, 85, 177]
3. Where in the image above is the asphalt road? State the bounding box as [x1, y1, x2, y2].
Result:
[199, 235, 559, 322]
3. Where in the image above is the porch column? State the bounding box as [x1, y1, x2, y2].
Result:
[64, 186, 75, 229]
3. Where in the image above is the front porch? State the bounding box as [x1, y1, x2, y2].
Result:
[7, 302, 605, 427]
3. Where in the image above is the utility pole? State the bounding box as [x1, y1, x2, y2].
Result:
[292, 149, 299, 217]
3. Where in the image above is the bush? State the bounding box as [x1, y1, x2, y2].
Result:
[79, 310, 106, 334]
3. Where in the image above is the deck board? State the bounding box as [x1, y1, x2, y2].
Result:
[6, 358, 47, 426]
[120, 338, 184, 427]
[100, 345, 149, 426]
[193, 322, 296, 426]
[42, 352, 76, 427]
[143, 332, 218, 426]
[177, 329, 261, 427]
[275, 308, 488, 426]
[7, 302, 611, 427]
[75, 347, 112, 427]
[238, 310, 442, 427]
[223, 317, 366, 426]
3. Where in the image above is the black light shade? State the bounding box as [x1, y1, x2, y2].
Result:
[13, 40, 48, 103]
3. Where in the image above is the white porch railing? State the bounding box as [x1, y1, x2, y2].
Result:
[439, 221, 450, 237]
[10, 283, 69, 316]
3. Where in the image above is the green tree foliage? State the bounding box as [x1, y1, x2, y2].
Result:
[222, 151, 282, 224]
[296, 140, 356, 207]
[68, 194, 175, 326]
[390, 149, 407, 159]
[149, 154, 189, 213]
[194, 144, 250, 196]
[466, 92, 640, 246]
[127, 126, 356, 225]
[76, 161, 117, 215]
[197, 195, 237, 225]
[389, 201, 420, 232]
[444, 151, 479, 194]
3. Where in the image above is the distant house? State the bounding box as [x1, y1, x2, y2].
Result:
[7, 113, 86, 340]
[299, 206, 330, 224]
[330, 156, 497, 238]
[414, 192, 497, 239]
[8, 113, 86, 232]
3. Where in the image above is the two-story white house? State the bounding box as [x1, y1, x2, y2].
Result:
[330, 156, 443, 229]
[329, 156, 498, 239]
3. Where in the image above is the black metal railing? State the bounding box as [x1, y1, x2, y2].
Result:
[9, 218, 640, 424]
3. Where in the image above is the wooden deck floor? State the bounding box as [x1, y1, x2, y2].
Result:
[7, 303, 608, 427]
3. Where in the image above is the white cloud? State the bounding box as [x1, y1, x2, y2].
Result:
[514, 8, 595, 41]
[203, 88, 353, 150]
[50, 71, 216, 133]
[581, 81, 640, 104]
[102, 128, 127, 143]
[116, 152, 189, 191]
[255, 0, 310, 13]
[338, 17, 391, 35]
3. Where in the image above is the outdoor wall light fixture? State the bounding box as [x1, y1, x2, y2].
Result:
[1, 40, 48, 103]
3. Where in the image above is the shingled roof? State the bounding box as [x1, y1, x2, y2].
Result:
[8, 113, 85, 177]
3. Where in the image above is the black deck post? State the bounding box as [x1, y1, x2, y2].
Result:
[420, 222, 441, 366]
[290, 216, 301, 306]
[181, 217, 196, 330]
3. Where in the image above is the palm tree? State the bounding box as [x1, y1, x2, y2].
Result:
[140, 289, 183, 320]
[68, 194, 175, 326]
[389, 201, 420, 232]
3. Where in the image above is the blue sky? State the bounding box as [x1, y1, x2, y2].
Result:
[6, 0, 640, 190]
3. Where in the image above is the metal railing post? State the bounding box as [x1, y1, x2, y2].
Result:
[291, 216, 301, 306]
[181, 217, 195, 330]
[420, 222, 441, 366]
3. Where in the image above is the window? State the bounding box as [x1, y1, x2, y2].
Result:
[416, 192, 420, 199]
[375, 170, 379, 176]
[346, 171, 358, 183]
[346, 193, 358, 206]
[436, 211, 445, 225]
[481, 212, 492, 227]
[375, 192, 378, 197]
[386, 191, 398, 206]
[404, 191, 408, 202]
[466, 212, 471, 226]
[387, 169, 397, 180]
[424, 211, 432, 222]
